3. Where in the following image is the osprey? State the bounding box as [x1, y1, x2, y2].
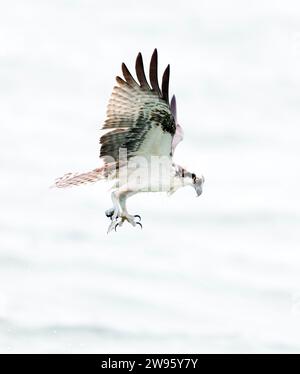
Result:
[54, 49, 205, 233]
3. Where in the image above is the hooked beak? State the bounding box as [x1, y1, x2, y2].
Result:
[194, 176, 205, 197]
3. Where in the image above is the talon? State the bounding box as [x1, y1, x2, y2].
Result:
[115, 223, 119, 232]
[105, 208, 114, 219]
[134, 215, 141, 221]
[136, 222, 143, 229]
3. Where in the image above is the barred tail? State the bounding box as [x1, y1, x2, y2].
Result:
[53, 167, 106, 188]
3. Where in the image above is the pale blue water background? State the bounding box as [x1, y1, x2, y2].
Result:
[0, 0, 300, 353]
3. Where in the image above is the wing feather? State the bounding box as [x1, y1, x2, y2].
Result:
[170, 95, 184, 152]
[100, 50, 178, 166]
[170, 94, 177, 122]
[161, 65, 170, 104]
[121, 63, 139, 87]
[149, 49, 161, 95]
[135, 52, 150, 89]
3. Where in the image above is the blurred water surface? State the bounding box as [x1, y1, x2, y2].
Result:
[0, 0, 300, 353]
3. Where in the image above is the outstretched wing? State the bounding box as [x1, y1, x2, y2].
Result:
[99, 49, 177, 166]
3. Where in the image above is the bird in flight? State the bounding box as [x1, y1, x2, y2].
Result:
[54, 49, 205, 233]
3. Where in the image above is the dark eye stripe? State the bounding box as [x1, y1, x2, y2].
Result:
[179, 169, 196, 180]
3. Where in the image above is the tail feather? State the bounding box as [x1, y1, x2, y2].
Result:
[53, 167, 105, 188]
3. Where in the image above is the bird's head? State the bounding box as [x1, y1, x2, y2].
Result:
[175, 166, 205, 197]
[191, 173, 205, 197]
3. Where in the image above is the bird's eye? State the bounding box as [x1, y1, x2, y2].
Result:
[192, 173, 196, 183]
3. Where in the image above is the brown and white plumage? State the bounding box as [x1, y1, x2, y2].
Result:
[100, 49, 176, 167]
[54, 49, 204, 232]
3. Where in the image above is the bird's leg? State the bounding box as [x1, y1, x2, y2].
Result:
[106, 190, 123, 233]
[118, 191, 142, 229]
[106, 187, 141, 233]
